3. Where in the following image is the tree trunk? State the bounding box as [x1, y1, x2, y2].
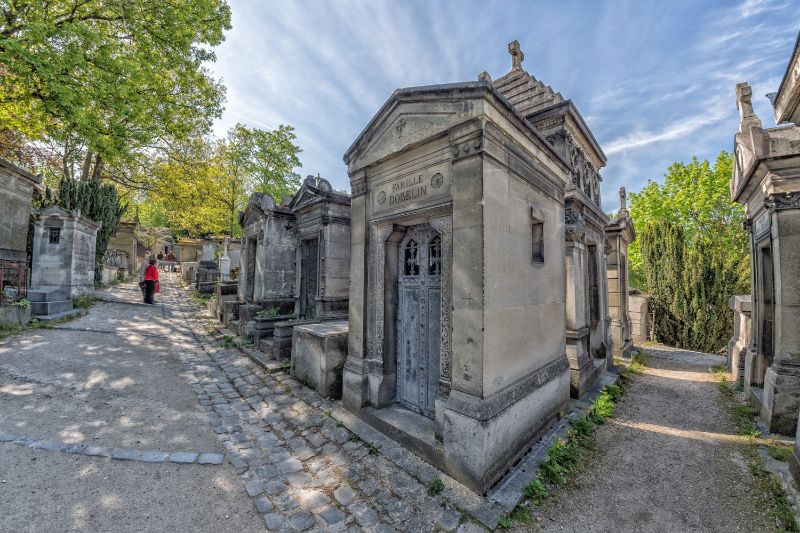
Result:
[91, 153, 103, 180]
[80, 150, 93, 181]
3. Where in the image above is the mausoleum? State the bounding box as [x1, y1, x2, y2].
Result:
[605, 188, 636, 358]
[732, 34, 800, 436]
[341, 43, 590, 493]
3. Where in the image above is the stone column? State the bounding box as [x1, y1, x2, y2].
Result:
[761, 197, 800, 434]
[342, 170, 369, 411]
[564, 207, 592, 397]
[219, 237, 231, 281]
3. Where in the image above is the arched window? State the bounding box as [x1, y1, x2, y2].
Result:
[404, 239, 420, 276]
[428, 236, 441, 275]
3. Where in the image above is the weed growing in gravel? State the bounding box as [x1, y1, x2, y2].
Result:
[72, 295, 95, 309]
[714, 369, 798, 532]
[191, 290, 212, 303]
[427, 476, 444, 496]
[765, 443, 793, 462]
[219, 335, 236, 348]
[499, 371, 635, 529]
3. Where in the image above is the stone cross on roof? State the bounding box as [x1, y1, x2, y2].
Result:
[619, 187, 627, 211]
[508, 40, 524, 69]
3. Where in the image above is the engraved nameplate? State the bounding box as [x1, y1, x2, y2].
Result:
[372, 166, 450, 215]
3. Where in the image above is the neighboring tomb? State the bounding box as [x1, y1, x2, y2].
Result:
[289, 175, 351, 320]
[0, 157, 42, 263]
[732, 41, 800, 435]
[291, 320, 348, 398]
[492, 41, 612, 397]
[106, 219, 140, 275]
[238, 193, 296, 315]
[29, 206, 100, 316]
[727, 295, 752, 380]
[342, 43, 575, 493]
[628, 291, 650, 344]
[605, 188, 636, 358]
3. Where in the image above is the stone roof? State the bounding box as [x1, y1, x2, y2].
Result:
[773, 29, 800, 124]
[492, 67, 564, 118]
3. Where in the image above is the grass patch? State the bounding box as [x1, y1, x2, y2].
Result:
[713, 366, 798, 531]
[191, 290, 212, 303]
[219, 335, 236, 348]
[0, 315, 78, 341]
[499, 353, 643, 528]
[255, 307, 280, 319]
[72, 295, 95, 309]
[426, 476, 444, 496]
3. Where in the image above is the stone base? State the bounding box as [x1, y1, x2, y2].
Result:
[569, 357, 607, 399]
[291, 321, 348, 398]
[0, 305, 31, 326]
[441, 368, 570, 494]
[727, 338, 748, 381]
[759, 364, 800, 435]
[28, 287, 74, 316]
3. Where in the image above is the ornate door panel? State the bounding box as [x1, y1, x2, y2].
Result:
[302, 238, 319, 319]
[397, 225, 441, 418]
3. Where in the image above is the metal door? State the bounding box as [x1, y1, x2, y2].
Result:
[397, 225, 441, 418]
[302, 238, 319, 318]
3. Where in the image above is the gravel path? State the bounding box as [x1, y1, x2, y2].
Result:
[519, 345, 776, 533]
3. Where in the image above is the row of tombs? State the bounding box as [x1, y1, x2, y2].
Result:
[205, 42, 638, 495]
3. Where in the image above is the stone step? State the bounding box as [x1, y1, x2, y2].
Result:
[31, 299, 73, 316]
[27, 288, 69, 302]
[37, 308, 86, 322]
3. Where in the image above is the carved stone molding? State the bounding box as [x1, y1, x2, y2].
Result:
[429, 215, 453, 396]
[766, 191, 800, 211]
[743, 219, 753, 233]
[351, 181, 368, 197]
[367, 224, 394, 369]
[564, 207, 586, 242]
[451, 135, 483, 162]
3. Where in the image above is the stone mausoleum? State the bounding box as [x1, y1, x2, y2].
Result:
[0, 157, 42, 264]
[339, 43, 617, 493]
[732, 30, 800, 437]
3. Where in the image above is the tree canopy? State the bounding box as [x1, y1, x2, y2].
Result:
[137, 123, 302, 237]
[627, 151, 749, 290]
[0, 0, 232, 186]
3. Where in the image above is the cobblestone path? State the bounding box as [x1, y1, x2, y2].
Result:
[161, 276, 476, 532]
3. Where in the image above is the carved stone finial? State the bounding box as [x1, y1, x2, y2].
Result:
[736, 81, 763, 132]
[508, 40, 524, 69]
[478, 71, 492, 83]
[619, 187, 627, 211]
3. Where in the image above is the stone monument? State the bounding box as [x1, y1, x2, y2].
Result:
[732, 30, 800, 436]
[0, 157, 42, 264]
[605, 187, 636, 358]
[220, 236, 231, 282]
[342, 42, 576, 493]
[29, 206, 100, 316]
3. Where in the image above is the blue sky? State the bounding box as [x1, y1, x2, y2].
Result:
[208, 0, 799, 212]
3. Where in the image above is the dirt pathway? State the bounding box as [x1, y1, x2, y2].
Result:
[521, 345, 776, 533]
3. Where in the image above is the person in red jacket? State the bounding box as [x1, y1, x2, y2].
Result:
[143, 257, 159, 305]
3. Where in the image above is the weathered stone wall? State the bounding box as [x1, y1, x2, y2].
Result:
[0, 158, 41, 263]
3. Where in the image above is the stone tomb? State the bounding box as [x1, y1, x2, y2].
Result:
[342, 45, 579, 493]
[291, 320, 348, 398]
[29, 206, 100, 316]
[289, 175, 351, 320]
[732, 76, 800, 434]
[492, 49, 613, 396]
[605, 188, 636, 358]
[0, 157, 42, 263]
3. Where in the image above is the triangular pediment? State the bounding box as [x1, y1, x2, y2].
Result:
[344, 83, 491, 172]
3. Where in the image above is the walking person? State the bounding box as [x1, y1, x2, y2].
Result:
[143, 257, 159, 305]
[139, 251, 150, 298]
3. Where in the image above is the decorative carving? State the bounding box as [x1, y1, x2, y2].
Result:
[603, 236, 612, 256]
[769, 191, 800, 210]
[564, 207, 586, 242]
[351, 181, 367, 197]
[367, 224, 394, 371]
[451, 136, 483, 161]
[377, 191, 386, 204]
[743, 219, 753, 233]
[429, 215, 453, 396]
[431, 173, 443, 189]
[619, 187, 627, 211]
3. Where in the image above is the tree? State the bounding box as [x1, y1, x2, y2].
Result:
[134, 124, 303, 237]
[0, 0, 231, 186]
[632, 151, 750, 353]
[628, 151, 749, 290]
